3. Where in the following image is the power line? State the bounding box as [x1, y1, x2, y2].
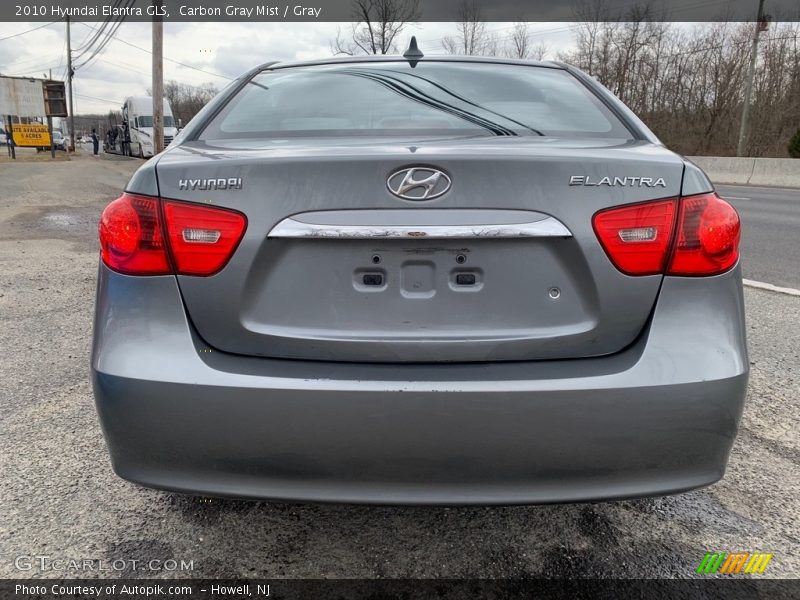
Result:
[75, 18, 128, 70]
[0, 22, 57, 43]
[418, 0, 743, 50]
[53, 38, 69, 80]
[8, 58, 65, 77]
[89, 54, 220, 92]
[75, 21, 233, 81]
[73, 0, 122, 55]
[418, 24, 572, 48]
[73, 19, 113, 58]
[2, 52, 62, 70]
[74, 92, 123, 106]
[591, 33, 799, 60]
[74, 0, 135, 68]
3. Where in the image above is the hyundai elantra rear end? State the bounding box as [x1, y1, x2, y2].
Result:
[91, 55, 747, 504]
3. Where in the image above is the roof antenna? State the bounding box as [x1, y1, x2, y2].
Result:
[403, 36, 424, 67]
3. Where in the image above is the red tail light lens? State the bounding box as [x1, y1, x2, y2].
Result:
[593, 193, 740, 277]
[99, 193, 170, 275]
[99, 194, 247, 276]
[592, 199, 677, 275]
[163, 201, 247, 276]
[667, 192, 740, 276]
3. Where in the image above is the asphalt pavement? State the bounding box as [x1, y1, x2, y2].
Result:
[716, 184, 800, 290]
[0, 153, 798, 581]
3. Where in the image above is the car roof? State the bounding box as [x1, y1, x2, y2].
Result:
[254, 55, 564, 73]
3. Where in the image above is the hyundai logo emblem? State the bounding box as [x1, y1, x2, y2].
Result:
[387, 167, 451, 200]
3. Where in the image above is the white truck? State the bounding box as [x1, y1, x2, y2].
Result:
[118, 96, 178, 158]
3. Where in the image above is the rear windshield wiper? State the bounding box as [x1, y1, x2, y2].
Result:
[341, 70, 519, 137]
[368, 69, 546, 137]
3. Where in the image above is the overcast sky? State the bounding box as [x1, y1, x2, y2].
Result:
[0, 21, 576, 114]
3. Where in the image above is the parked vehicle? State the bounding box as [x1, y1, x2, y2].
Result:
[121, 96, 178, 158]
[35, 130, 66, 152]
[93, 51, 746, 504]
[53, 131, 67, 151]
[0, 125, 7, 146]
[104, 125, 123, 154]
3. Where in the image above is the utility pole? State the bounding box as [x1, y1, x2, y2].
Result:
[737, 0, 767, 157]
[152, 0, 164, 154]
[66, 16, 75, 153]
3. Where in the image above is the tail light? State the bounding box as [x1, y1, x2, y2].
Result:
[99, 194, 170, 275]
[593, 192, 740, 277]
[592, 199, 676, 275]
[163, 201, 247, 275]
[667, 193, 741, 276]
[99, 193, 247, 276]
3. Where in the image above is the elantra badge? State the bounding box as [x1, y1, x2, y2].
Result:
[569, 175, 667, 188]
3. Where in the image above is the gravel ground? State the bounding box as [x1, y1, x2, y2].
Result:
[0, 153, 798, 580]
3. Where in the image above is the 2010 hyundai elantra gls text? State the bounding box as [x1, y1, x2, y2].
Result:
[91, 50, 747, 504]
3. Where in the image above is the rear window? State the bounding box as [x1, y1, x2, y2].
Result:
[198, 61, 631, 140]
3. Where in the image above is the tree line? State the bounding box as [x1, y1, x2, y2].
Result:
[68, 80, 219, 138]
[562, 19, 800, 157]
[329, 0, 800, 157]
[143, 80, 219, 128]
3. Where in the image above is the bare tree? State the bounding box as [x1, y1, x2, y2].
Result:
[506, 21, 530, 58]
[164, 81, 218, 127]
[331, 0, 421, 55]
[503, 22, 549, 60]
[561, 13, 800, 157]
[441, 0, 498, 56]
[531, 41, 550, 61]
[570, 0, 610, 76]
[147, 80, 219, 127]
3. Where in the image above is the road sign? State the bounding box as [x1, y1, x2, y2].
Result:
[11, 123, 51, 147]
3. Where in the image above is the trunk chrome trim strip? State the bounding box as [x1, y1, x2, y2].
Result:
[267, 217, 572, 239]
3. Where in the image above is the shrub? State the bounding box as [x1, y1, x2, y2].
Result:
[789, 130, 800, 158]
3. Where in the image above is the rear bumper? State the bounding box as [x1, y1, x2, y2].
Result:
[91, 264, 748, 504]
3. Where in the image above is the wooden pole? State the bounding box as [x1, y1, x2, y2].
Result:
[152, 1, 164, 154]
[47, 115, 55, 158]
[66, 16, 76, 153]
[737, 0, 766, 157]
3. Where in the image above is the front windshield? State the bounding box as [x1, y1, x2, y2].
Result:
[136, 115, 175, 128]
[199, 61, 631, 140]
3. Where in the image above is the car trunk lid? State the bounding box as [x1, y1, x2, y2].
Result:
[153, 136, 684, 362]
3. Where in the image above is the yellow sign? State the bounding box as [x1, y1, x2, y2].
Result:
[11, 124, 51, 147]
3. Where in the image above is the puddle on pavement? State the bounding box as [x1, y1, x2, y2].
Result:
[0, 205, 103, 252]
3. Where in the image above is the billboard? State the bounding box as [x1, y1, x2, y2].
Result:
[0, 76, 47, 117]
